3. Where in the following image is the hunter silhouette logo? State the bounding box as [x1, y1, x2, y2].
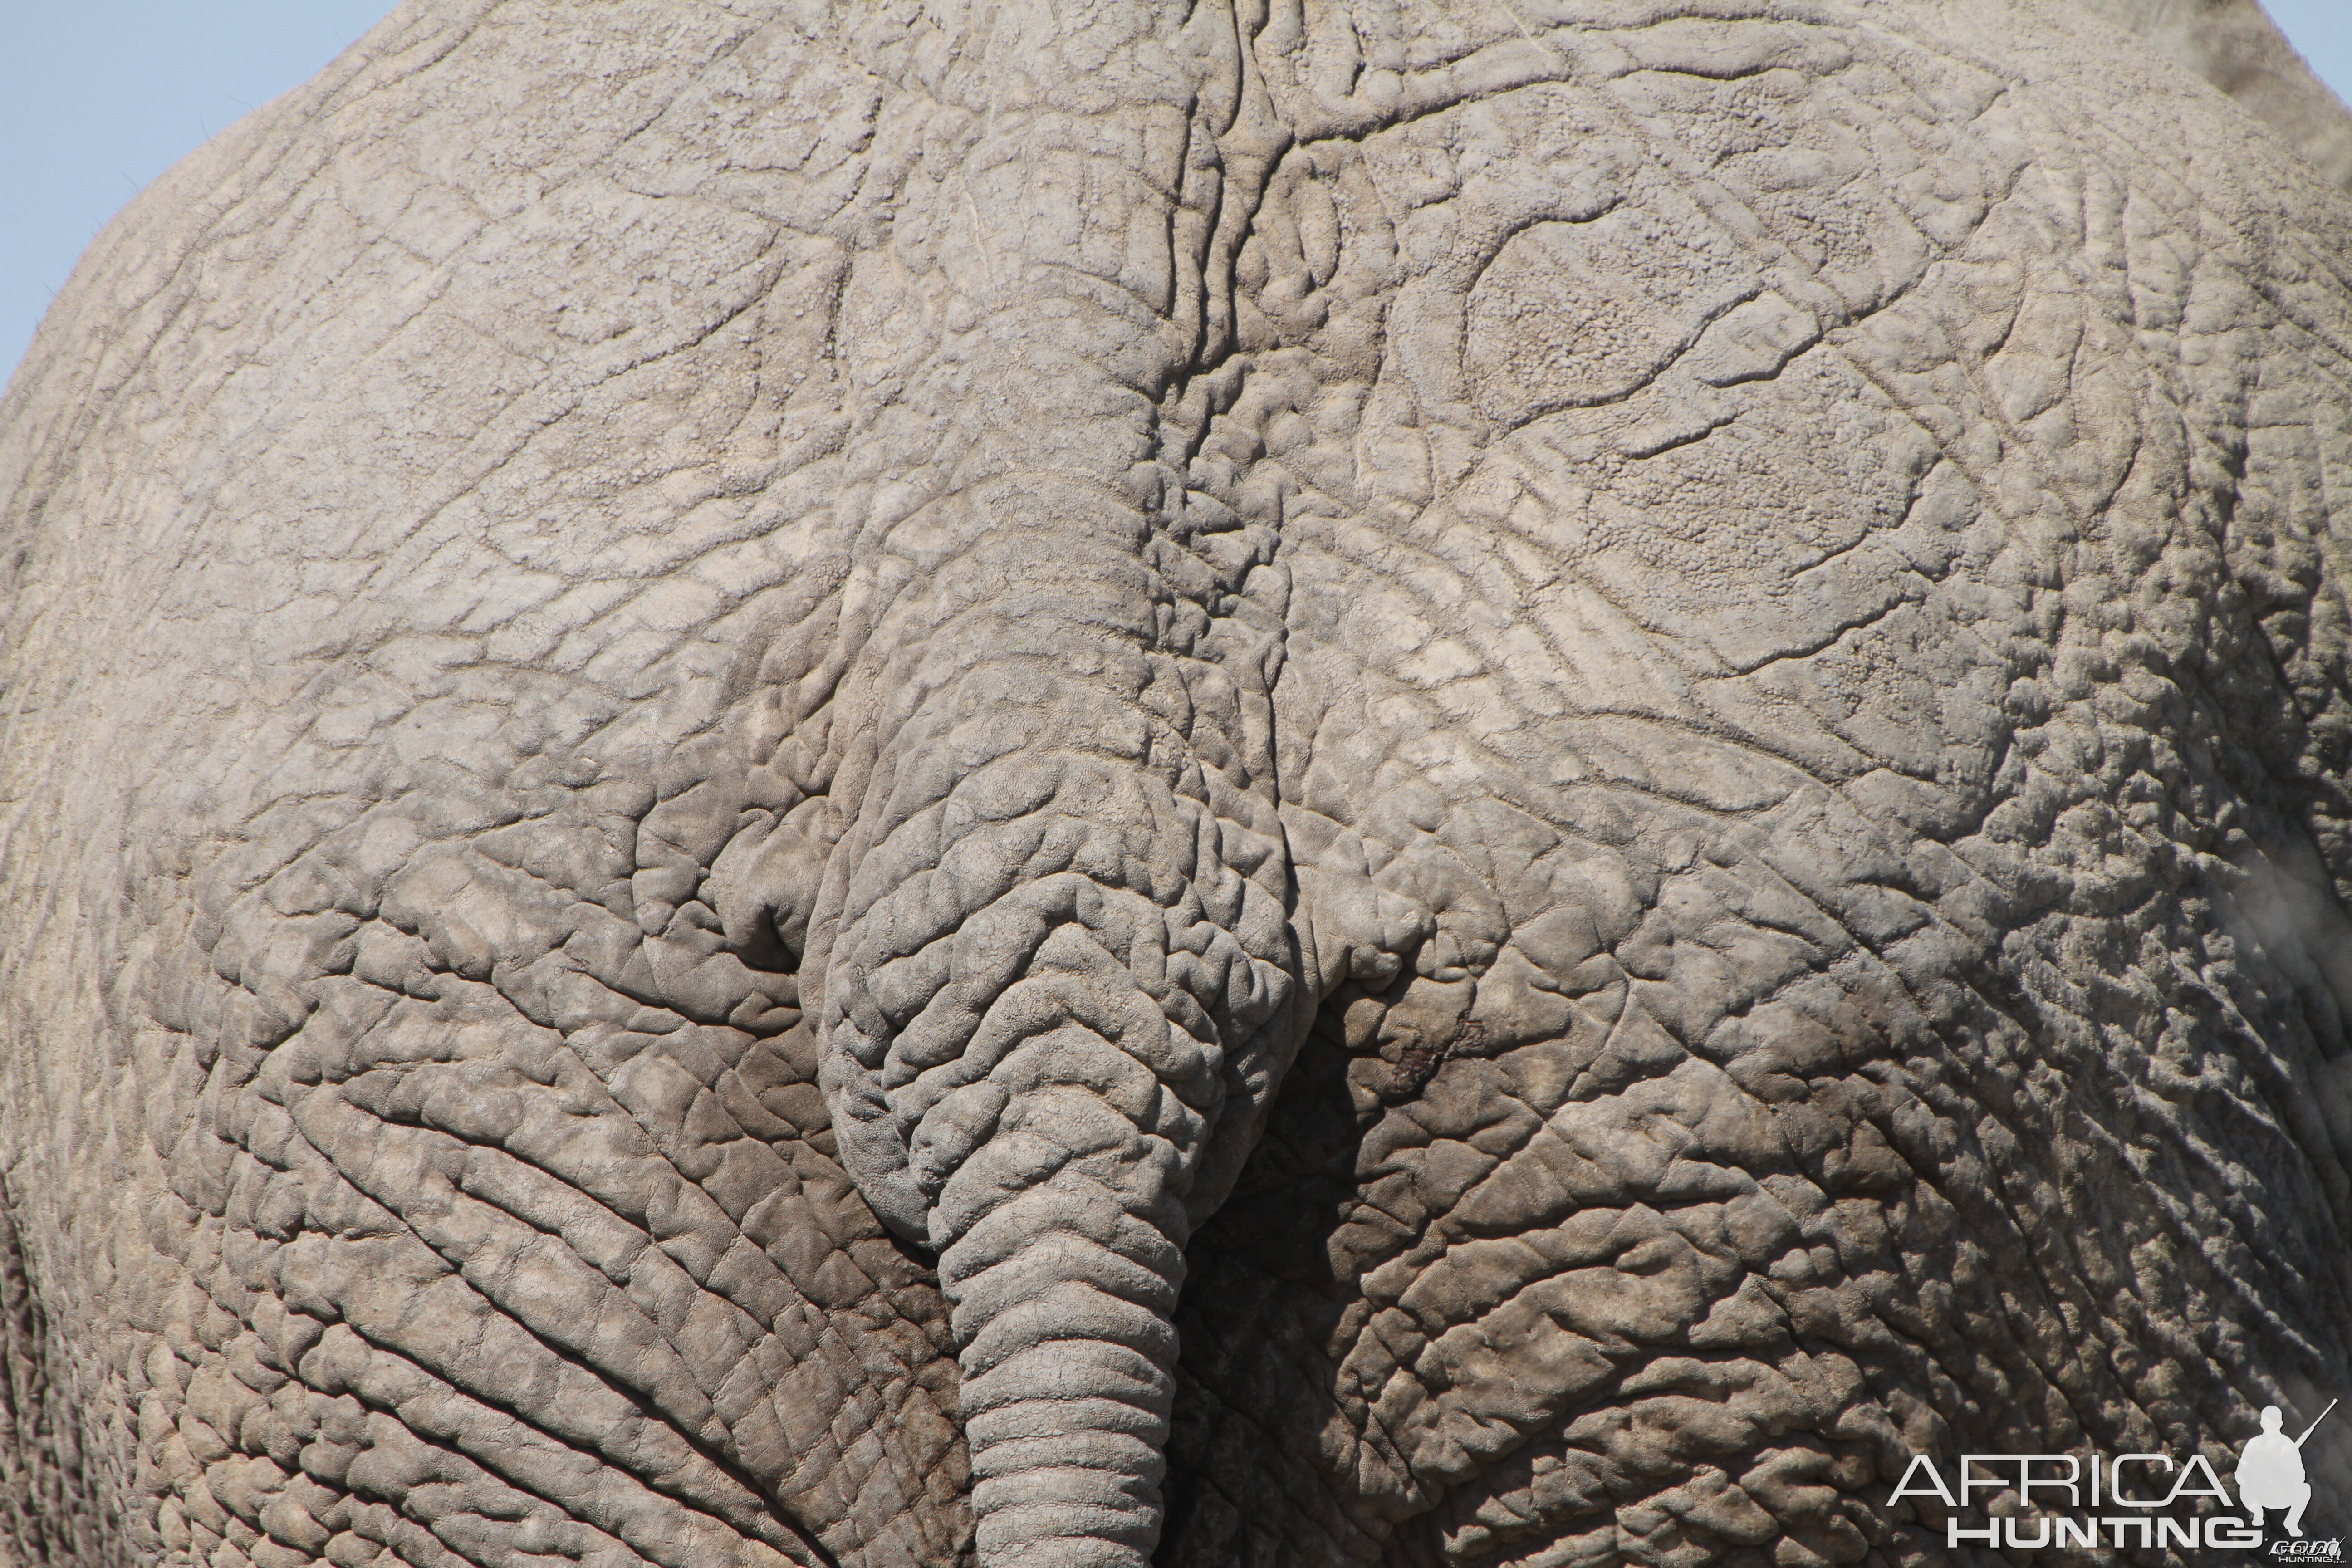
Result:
[2240, 1400, 2334, 1546]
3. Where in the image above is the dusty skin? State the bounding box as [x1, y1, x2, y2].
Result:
[3, 2, 2352, 1566]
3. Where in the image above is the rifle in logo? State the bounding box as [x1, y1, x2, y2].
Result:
[2241, 1399, 2335, 1538]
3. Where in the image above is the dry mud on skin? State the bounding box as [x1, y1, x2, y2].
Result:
[2, 3, 2352, 1568]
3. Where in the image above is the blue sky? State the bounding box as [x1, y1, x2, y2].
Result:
[3, 2, 2351, 385]
[2269, 1, 2352, 121]
[1, 1, 400, 380]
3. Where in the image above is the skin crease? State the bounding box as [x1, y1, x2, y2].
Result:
[1, 2, 2350, 1567]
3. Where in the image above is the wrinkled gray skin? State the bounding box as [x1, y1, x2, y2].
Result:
[4, 2, 2352, 1566]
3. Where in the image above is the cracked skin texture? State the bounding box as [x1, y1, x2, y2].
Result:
[2, 2, 2352, 1566]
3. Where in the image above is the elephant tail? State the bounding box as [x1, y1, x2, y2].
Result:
[800, 6, 1302, 1558]
[806, 428, 1308, 1568]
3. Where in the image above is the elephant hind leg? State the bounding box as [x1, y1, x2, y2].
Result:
[0, 1184, 118, 1568]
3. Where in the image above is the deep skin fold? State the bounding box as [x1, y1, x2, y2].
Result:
[1, 3, 2351, 1568]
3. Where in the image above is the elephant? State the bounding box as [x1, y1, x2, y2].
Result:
[4, 0, 2352, 1564]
